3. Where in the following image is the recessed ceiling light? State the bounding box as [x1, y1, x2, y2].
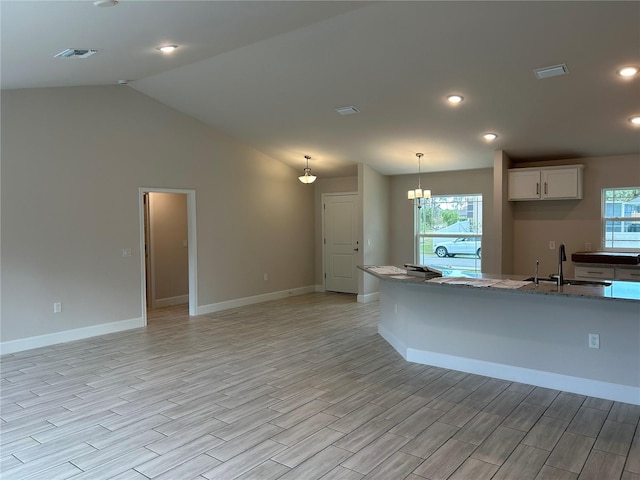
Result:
[483, 133, 498, 141]
[629, 116, 640, 126]
[157, 45, 178, 54]
[618, 66, 639, 77]
[446, 95, 464, 104]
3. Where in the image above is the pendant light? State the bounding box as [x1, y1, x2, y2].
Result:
[407, 153, 431, 209]
[298, 155, 317, 184]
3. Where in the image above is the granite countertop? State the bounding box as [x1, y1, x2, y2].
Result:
[360, 266, 640, 303]
[571, 251, 640, 265]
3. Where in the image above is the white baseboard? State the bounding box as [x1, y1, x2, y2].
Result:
[0, 317, 145, 355]
[197, 285, 317, 315]
[153, 294, 189, 308]
[378, 325, 407, 357]
[315, 284, 325, 292]
[357, 291, 379, 303]
[379, 325, 640, 405]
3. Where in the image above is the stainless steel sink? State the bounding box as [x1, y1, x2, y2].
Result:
[524, 276, 611, 287]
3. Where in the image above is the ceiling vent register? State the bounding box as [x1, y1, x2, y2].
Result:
[534, 64, 568, 79]
[335, 106, 359, 116]
[54, 49, 98, 59]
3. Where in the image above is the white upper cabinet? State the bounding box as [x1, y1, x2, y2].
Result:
[508, 165, 584, 201]
[508, 169, 541, 200]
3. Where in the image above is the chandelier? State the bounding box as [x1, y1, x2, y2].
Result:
[408, 153, 431, 208]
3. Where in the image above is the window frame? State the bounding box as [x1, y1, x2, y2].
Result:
[414, 194, 483, 272]
[601, 187, 640, 252]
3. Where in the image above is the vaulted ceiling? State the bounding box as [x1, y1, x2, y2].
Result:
[2, 1, 638, 177]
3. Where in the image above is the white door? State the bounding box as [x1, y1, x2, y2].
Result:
[324, 194, 359, 293]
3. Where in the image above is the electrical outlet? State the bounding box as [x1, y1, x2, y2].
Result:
[588, 333, 600, 349]
[53, 302, 62, 313]
[263, 273, 268, 281]
[549, 240, 555, 250]
[394, 303, 398, 314]
[122, 248, 132, 257]
[585, 242, 592, 251]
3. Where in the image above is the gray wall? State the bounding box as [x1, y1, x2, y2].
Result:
[387, 154, 639, 277]
[1, 86, 315, 343]
[511, 153, 640, 277]
[492, 150, 515, 274]
[389, 167, 495, 271]
[359, 164, 390, 297]
[148, 192, 188, 305]
[3, 85, 636, 346]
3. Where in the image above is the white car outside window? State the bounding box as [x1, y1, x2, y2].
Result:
[434, 238, 481, 258]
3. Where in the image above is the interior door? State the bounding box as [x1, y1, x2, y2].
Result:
[324, 194, 358, 293]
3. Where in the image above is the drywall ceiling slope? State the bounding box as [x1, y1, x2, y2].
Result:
[132, 2, 640, 176]
[2, 1, 639, 177]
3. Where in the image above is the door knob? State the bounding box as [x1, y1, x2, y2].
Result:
[353, 247, 359, 251]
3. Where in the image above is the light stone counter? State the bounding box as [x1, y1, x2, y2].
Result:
[361, 266, 640, 303]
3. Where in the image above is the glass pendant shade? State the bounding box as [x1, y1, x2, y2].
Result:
[407, 188, 431, 200]
[298, 155, 317, 184]
[298, 169, 317, 184]
[408, 153, 430, 205]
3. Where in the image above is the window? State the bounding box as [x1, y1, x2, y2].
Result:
[415, 194, 483, 273]
[602, 187, 640, 251]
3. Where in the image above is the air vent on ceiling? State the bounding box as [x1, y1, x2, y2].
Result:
[335, 106, 360, 115]
[534, 64, 568, 79]
[54, 49, 98, 59]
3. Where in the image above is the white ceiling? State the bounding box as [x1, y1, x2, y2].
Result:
[2, 1, 639, 177]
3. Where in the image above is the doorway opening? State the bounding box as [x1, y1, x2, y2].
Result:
[139, 188, 197, 325]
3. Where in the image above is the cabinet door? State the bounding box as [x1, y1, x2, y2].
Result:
[542, 168, 581, 199]
[508, 170, 540, 200]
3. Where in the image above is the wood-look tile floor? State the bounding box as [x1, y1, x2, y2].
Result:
[1, 293, 638, 480]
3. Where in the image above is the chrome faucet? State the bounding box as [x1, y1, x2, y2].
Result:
[557, 243, 566, 286]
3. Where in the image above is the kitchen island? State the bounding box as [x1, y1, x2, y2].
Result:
[361, 266, 640, 404]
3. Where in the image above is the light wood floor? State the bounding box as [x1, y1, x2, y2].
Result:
[1, 293, 638, 480]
